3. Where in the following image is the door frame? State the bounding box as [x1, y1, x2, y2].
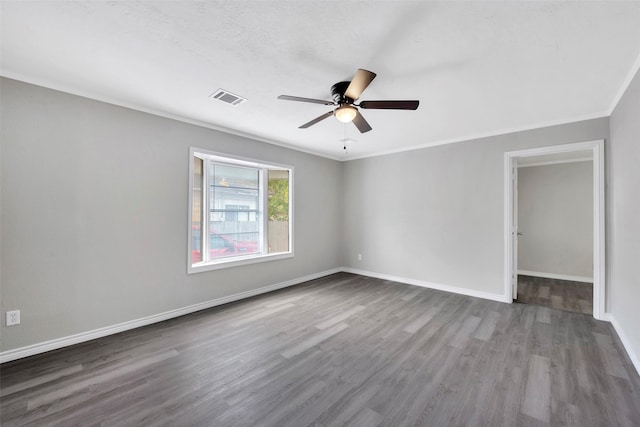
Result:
[503, 139, 606, 320]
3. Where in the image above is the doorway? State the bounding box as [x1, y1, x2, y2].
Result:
[504, 140, 606, 320]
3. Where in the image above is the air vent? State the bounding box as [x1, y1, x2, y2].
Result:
[209, 89, 247, 106]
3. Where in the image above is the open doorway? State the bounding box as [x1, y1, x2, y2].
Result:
[504, 140, 606, 320]
[516, 152, 593, 314]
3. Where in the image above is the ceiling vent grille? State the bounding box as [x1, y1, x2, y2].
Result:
[210, 89, 247, 106]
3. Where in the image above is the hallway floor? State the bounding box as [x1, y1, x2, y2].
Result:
[516, 275, 593, 315]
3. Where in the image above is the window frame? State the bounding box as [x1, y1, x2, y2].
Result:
[187, 147, 293, 274]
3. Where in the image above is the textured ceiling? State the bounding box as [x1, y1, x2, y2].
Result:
[2, 1, 640, 160]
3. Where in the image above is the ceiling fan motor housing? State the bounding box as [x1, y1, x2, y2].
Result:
[331, 81, 353, 104]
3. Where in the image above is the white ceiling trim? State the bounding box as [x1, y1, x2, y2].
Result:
[3, 69, 611, 164]
[608, 50, 640, 115]
[342, 111, 610, 162]
[0, 71, 344, 162]
[518, 157, 593, 168]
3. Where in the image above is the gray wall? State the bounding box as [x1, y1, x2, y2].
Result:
[0, 78, 344, 352]
[343, 119, 609, 297]
[4, 73, 637, 367]
[609, 67, 640, 366]
[517, 162, 593, 279]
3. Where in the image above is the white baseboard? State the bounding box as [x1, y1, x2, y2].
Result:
[517, 270, 593, 283]
[608, 314, 640, 377]
[600, 312, 613, 323]
[0, 268, 342, 364]
[7, 266, 606, 364]
[342, 267, 511, 303]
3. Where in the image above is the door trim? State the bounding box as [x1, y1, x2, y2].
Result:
[504, 139, 606, 320]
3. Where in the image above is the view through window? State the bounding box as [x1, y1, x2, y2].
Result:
[189, 149, 292, 272]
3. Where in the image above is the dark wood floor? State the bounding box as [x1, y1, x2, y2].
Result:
[516, 275, 594, 315]
[2, 273, 639, 426]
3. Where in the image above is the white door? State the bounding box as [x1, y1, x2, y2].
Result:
[511, 162, 519, 299]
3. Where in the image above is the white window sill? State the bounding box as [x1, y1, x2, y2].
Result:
[188, 251, 293, 274]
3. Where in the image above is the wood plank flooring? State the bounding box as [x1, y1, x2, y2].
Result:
[2, 273, 639, 426]
[517, 275, 594, 315]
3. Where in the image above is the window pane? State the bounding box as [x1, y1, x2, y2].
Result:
[208, 162, 260, 259]
[192, 157, 203, 263]
[189, 149, 293, 271]
[268, 169, 289, 253]
[213, 164, 258, 189]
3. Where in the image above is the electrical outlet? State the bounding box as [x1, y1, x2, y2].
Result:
[6, 310, 20, 326]
[357, 253, 363, 261]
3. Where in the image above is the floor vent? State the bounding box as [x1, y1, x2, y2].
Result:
[210, 89, 247, 106]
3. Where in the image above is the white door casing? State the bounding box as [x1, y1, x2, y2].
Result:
[504, 139, 606, 320]
[512, 161, 519, 299]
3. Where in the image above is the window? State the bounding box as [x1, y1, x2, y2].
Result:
[189, 148, 292, 273]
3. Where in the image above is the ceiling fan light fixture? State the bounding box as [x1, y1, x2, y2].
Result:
[278, 68, 419, 133]
[335, 105, 357, 123]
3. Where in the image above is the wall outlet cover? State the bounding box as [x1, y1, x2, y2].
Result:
[6, 310, 20, 326]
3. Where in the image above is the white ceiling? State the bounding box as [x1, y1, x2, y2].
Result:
[2, 1, 640, 161]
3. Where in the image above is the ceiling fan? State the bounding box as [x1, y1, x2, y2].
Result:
[278, 69, 419, 133]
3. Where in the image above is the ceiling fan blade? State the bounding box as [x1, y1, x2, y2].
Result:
[359, 100, 419, 110]
[345, 69, 377, 101]
[278, 95, 335, 106]
[299, 111, 335, 128]
[352, 110, 372, 133]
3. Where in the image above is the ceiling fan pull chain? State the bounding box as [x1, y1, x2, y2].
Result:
[343, 124, 348, 155]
